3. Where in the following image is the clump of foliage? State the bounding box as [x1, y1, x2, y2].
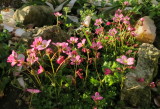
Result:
[0, 29, 11, 97]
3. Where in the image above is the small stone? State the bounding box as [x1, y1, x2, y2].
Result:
[135, 16, 156, 43]
[82, 16, 92, 27]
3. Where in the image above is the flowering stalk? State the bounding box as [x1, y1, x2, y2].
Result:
[54, 12, 62, 26]
[29, 93, 33, 108]
[83, 28, 92, 46]
[24, 65, 42, 87]
[74, 64, 78, 86]
[85, 51, 90, 80]
[47, 55, 55, 74]
[93, 51, 102, 86]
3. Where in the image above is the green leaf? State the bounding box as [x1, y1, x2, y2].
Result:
[111, 62, 118, 69]
[90, 77, 99, 86]
[0, 77, 10, 91]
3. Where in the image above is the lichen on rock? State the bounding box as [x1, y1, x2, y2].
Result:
[121, 43, 160, 108]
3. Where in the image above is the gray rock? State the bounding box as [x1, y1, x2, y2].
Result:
[21, 25, 69, 44]
[13, 5, 54, 27]
[121, 43, 160, 108]
[33, 25, 69, 42]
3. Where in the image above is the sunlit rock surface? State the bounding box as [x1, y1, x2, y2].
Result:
[135, 16, 156, 43]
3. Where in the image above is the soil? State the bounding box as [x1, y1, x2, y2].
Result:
[0, 85, 28, 109]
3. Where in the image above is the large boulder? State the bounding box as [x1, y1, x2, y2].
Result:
[121, 43, 160, 108]
[13, 5, 54, 27]
[135, 16, 156, 43]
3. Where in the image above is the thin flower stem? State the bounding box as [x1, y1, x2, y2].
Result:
[26, 68, 41, 87]
[74, 64, 78, 86]
[35, 75, 42, 87]
[85, 52, 90, 80]
[51, 52, 58, 60]
[56, 17, 59, 26]
[29, 94, 33, 109]
[45, 71, 54, 84]
[84, 28, 92, 46]
[48, 55, 55, 74]
[74, 65, 77, 79]
[94, 51, 103, 87]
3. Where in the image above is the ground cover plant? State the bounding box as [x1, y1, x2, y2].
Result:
[7, 6, 139, 109]
[1, 0, 160, 109]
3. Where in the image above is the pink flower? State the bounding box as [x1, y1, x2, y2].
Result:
[93, 107, 97, 109]
[26, 89, 41, 94]
[52, 42, 71, 54]
[116, 9, 122, 14]
[68, 50, 78, 57]
[37, 65, 44, 74]
[77, 39, 86, 48]
[127, 26, 134, 31]
[106, 21, 111, 25]
[26, 53, 39, 65]
[90, 42, 103, 50]
[149, 82, 156, 88]
[67, 37, 78, 44]
[52, 42, 67, 47]
[31, 37, 42, 49]
[116, 55, 134, 65]
[137, 78, 145, 82]
[7, 51, 25, 67]
[31, 37, 51, 50]
[70, 55, 82, 65]
[82, 48, 90, 53]
[108, 28, 118, 36]
[112, 13, 124, 22]
[76, 69, 84, 79]
[124, 1, 130, 6]
[94, 18, 103, 26]
[123, 16, 130, 24]
[127, 66, 136, 69]
[105, 36, 109, 39]
[140, 18, 144, 22]
[56, 56, 65, 64]
[95, 27, 104, 35]
[131, 31, 136, 36]
[45, 48, 53, 55]
[54, 12, 62, 17]
[7, 50, 18, 66]
[91, 92, 103, 101]
[17, 57, 25, 66]
[125, 50, 132, 55]
[27, 48, 36, 54]
[37, 39, 51, 50]
[104, 68, 112, 75]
